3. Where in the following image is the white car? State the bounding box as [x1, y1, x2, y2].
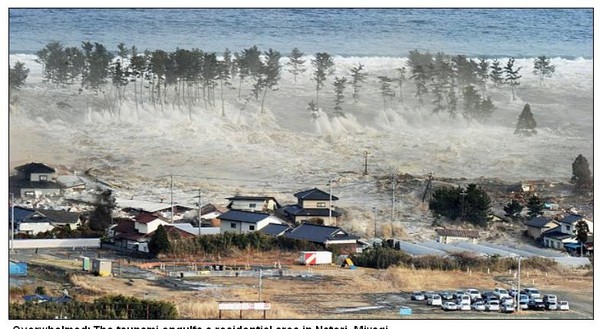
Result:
[558, 301, 569, 311]
[486, 300, 500, 312]
[442, 301, 458, 311]
[427, 294, 442, 306]
[458, 301, 471, 311]
[543, 294, 557, 303]
[411, 291, 425, 301]
[523, 287, 541, 299]
[493, 287, 511, 300]
[546, 301, 558, 311]
[465, 288, 482, 300]
[501, 302, 515, 313]
[518, 300, 529, 310]
[472, 301, 486, 311]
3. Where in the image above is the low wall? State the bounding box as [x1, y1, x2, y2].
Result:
[12, 238, 101, 249]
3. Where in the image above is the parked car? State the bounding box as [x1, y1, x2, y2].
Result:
[509, 287, 519, 297]
[442, 301, 458, 311]
[523, 287, 542, 299]
[500, 302, 515, 313]
[424, 291, 436, 300]
[545, 301, 558, 311]
[558, 301, 569, 311]
[518, 300, 529, 310]
[518, 294, 530, 305]
[465, 288, 482, 300]
[543, 294, 557, 304]
[493, 287, 511, 300]
[472, 301, 486, 311]
[458, 301, 471, 311]
[411, 291, 425, 301]
[456, 294, 471, 305]
[485, 300, 500, 312]
[427, 294, 443, 306]
[528, 299, 545, 311]
[440, 291, 454, 300]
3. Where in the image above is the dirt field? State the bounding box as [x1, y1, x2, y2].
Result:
[8, 249, 594, 320]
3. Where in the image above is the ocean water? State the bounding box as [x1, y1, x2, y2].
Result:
[8, 8, 593, 59]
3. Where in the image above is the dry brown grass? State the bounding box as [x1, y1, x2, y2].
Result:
[379, 266, 502, 291]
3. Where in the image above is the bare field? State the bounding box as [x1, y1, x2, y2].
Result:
[9, 249, 594, 320]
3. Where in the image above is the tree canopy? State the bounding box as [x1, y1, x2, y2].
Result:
[429, 184, 492, 227]
[571, 154, 592, 193]
[514, 103, 537, 135]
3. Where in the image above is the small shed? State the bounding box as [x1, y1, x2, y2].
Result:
[436, 228, 480, 244]
[82, 257, 91, 271]
[91, 258, 112, 277]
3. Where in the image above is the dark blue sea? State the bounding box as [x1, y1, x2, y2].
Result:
[9, 8, 593, 59]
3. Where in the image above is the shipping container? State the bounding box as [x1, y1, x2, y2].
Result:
[91, 258, 112, 277]
[299, 251, 332, 265]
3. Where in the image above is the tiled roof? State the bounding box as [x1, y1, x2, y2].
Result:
[560, 214, 584, 225]
[435, 229, 480, 238]
[135, 212, 163, 224]
[227, 196, 275, 201]
[524, 217, 554, 228]
[284, 205, 341, 217]
[260, 223, 291, 236]
[285, 223, 358, 244]
[9, 206, 36, 223]
[113, 220, 136, 234]
[218, 210, 272, 223]
[161, 225, 196, 238]
[294, 188, 338, 201]
[34, 209, 81, 224]
[14, 162, 56, 174]
[542, 226, 574, 241]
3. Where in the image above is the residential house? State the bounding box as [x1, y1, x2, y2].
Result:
[110, 212, 194, 253]
[260, 223, 292, 237]
[284, 223, 359, 254]
[542, 213, 594, 251]
[10, 162, 62, 198]
[218, 210, 283, 234]
[524, 216, 559, 240]
[116, 198, 196, 222]
[282, 187, 341, 226]
[226, 196, 281, 213]
[18, 209, 82, 235]
[436, 229, 480, 244]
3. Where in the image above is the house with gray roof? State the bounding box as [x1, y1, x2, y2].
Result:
[226, 196, 281, 213]
[282, 187, 341, 226]
[284, 223, 359, 254]
[541, 213, 593, 251]
[18, 208, 82, 235]
[218, 210, 283, 234]
[524, 216, 559, 240]
[10, 162, 62, 199]
[260, 223, 292, 237]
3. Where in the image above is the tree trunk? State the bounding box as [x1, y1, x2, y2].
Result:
[261, 88, 268, 114]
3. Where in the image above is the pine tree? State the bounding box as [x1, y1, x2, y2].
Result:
[514, 103, 537, 135]
[255, 48, 281, 114]
[533, 55, 556, 86]
[504, 57, 522, 101]
[571, 154, 592, 192]
[332, 76, 347, 117]
[489, 59, 504, 87]
[148, 225, 171, 257]
[377, 76, 395, 110]
[503, 199, 524, 219]
[526, 195, 544, 220]
[575, 220, 589, 257]
[311, 52, 335, 107]
[9, 62, 29, 90]
[349, 63, 367, 103]
[287, 47, 306, 82]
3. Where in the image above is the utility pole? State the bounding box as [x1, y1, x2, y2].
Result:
[391, 173, 396, 237]
[460, 187, 467, 220]
[517, 256, 522, 312]
[258, 269, 263, 301]
[328, 179, 333, 225]
[170, 174, 174, 222]
[373, 207, 377, 237]
[10, 192, 15, 253]
[196, 189, 202, 236]
[363, 151, 369, 175]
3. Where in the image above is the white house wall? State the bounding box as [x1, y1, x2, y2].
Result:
[230, 200, 267, 212]
[18, 222, 54, 235]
